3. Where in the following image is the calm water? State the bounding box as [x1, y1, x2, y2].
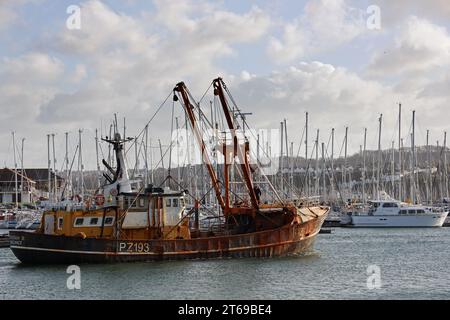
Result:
[1, 228, 449, 300]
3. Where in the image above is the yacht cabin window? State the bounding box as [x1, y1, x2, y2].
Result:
[173, 198, 178, 207]
[166, 199, 171, 207]
[382, 202, 398, 208]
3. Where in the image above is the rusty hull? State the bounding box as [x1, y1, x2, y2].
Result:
[10, 207, 328, 264]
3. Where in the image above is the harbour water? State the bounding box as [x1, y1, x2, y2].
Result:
[1, 228, 449, 300]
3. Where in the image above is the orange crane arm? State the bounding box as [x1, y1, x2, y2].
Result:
[173, 82, 226, 211]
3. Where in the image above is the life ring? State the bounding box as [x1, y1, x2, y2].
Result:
[95, 194, 105, 206]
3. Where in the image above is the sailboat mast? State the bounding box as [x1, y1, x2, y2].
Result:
[444, 132, 449, 199]
[315, 129, 319, 195]
[280, 121, 284, 195]
[305, 112, 309, 200]
[411, 110, 416, 204]
[12, 132, 18, 209]
[79, 129, 84, 200]
[343, 127, 348, 199]
[391, 141, 395, 197]
[322, 142, 326, 202]
[52, 133, 57, 202]
[377, 114, 382, 199]
[47, 134, 51, 203]
[21, 138, 24, 202]
[426, 130, 431, 204]
[144, 125, 149, 186]
[65, 132, 70, 197]
[363, 128, 367, 204]
[398, 103, 402, 201]
[290, 141, 294, 197]
[95, 129, 101, 188]
[331, 128, 335, 200]
[284, 119, 289, 195]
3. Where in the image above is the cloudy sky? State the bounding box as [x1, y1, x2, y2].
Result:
[1, 0, 450, 169]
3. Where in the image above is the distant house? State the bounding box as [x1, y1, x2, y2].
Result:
[0, 168, 64, 204]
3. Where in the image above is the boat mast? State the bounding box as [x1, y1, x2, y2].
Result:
[144, 124, 149, 186]
[280, 121, 284, 195]
[21, 137, 24, 204]
[343, 127, 348, 200]
[391, 141, 395, 197]
[52, 133, 57, 202]
[95, 129, 101, 188]
[331, 128, 335, 200]
[290, 141, 294, 198]
[411, 110, 416, 204]
[376, 114, 382, 200]
[398, 103, 402, 201]
[322, 142, 326, 202]
[444, 132, 449, 199]
[305, 112, 309, 200]
[284, 119, 289, 196]
[426, 129, 431, 205]
[315, 129, 319, 196]
[133, 135, 138, 180]
[12, 132, 18, 209]
[401, 138, 404, 200]
[363, 128, 367, 204]
[78, 129, 84, 200]
[47, 134, 51, 203]
[436, 140, 440, 202]
[175, 117, 181, 184]
[65, 132, 70, 198]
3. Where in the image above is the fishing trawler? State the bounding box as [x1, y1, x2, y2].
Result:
[9, 78, 329, 264]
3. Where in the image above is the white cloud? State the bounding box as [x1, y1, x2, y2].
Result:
[268, 0, 366, 63]
[374, 0, 450, 26]
[229, 61, 450, 154]
[41, 0, 271, 125]
[1, 0, 272, 167]
[0, 53, 64, 123]
[367, 16, 450, 77]
[0, 6, 16, 31]
[0, 0, 40, 31]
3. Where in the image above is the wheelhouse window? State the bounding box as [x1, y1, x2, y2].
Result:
[399, 210, 407, 214]
[166, 199, 171, 207]
[408, 210, 416, 214]
[172, 198, 178, 207]
[58, 217, 64, 230]
[139, 198, 145, 207]
[104, 217, 114, 226]
[75, 218, 84, 226]
[90, 217, 99, 225]
[417, 209, 425, 214]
